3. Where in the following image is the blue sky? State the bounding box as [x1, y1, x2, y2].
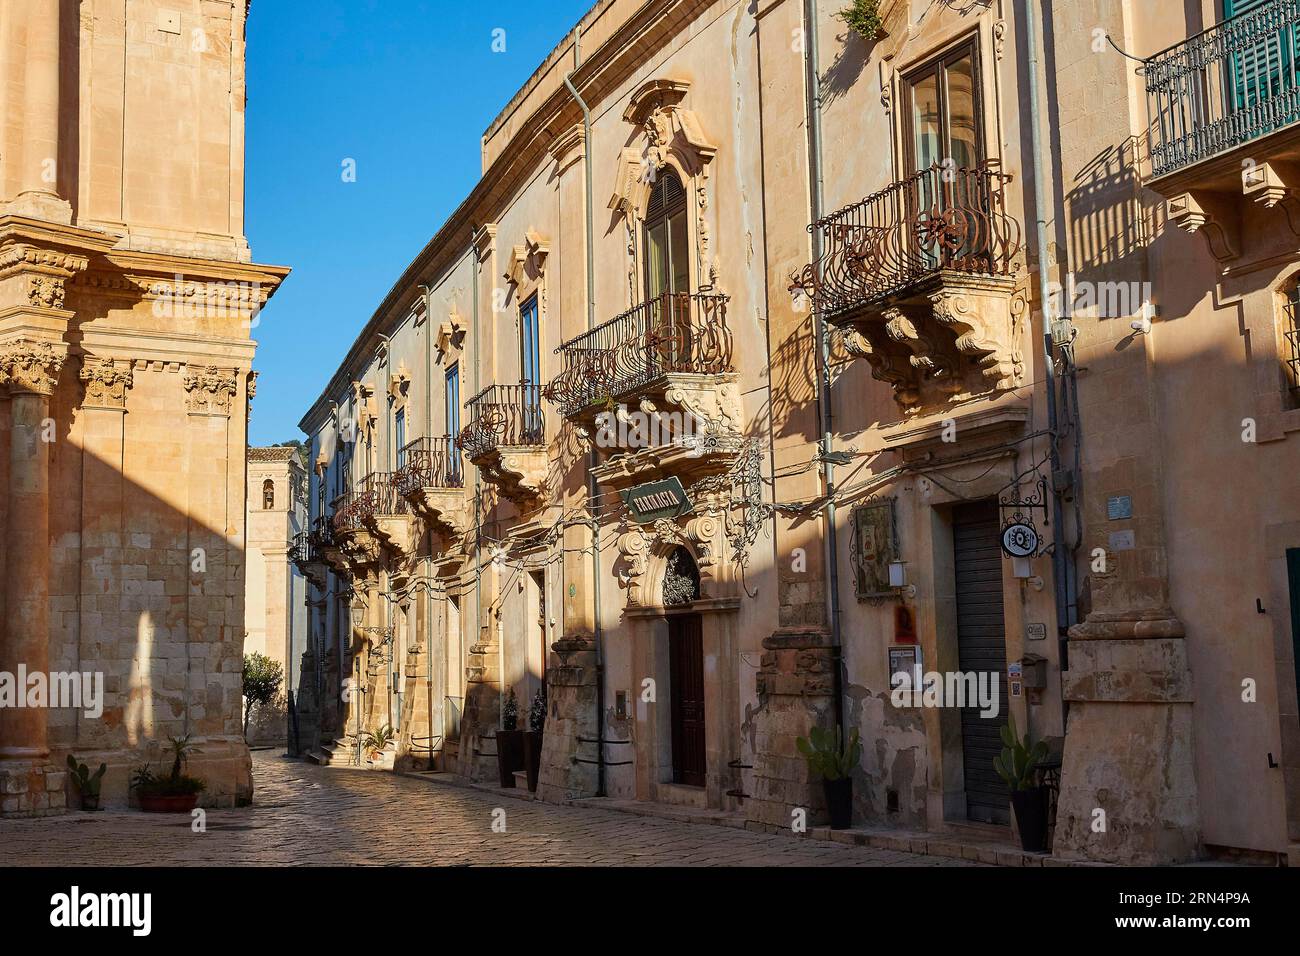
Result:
[244, 0, 592, 445]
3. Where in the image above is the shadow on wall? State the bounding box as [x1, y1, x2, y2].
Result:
[15, 420, 255, 808]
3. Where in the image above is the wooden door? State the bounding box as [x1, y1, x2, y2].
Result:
[669, 613, 706, 787]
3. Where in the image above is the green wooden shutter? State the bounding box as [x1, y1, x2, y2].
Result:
[1227, 0, 1297, 113]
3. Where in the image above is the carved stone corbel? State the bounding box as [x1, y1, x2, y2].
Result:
[1242, 161, 1300, 236]
[1167, 191, 1240, 262]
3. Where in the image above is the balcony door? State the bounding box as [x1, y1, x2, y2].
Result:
[644, 169, 690, 374]
[393, 407, 406, 470]
[519, 296, 543, 443]
[903, 42, 985, 271]
[445, 363, 461, 482]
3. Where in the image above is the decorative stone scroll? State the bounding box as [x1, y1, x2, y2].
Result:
[608, 79, 720, 297]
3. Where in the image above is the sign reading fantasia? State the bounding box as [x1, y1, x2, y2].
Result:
[621, 477, 695, 524]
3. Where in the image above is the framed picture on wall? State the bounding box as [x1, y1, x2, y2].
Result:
[851, 498, 897, 601]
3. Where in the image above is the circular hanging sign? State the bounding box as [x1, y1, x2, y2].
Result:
[1001, 522, 1039, 558]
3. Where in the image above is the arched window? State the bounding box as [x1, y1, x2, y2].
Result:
[262, 478, 275, 510]
[663, 545, 701, 607]
[644, 168, 689, 300]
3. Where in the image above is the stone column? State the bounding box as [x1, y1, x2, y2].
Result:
[0, 340, 62, 761]
[12, 0, 70, 222]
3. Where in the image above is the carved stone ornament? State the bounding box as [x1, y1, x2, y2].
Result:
[610, 79, 720, 295]
[838, 273, 1026, 411]
[28, 275, 66, 310]
[79, 357, 134, 409]
[183, 365, 239, 416]
[615, 512, 724, 608]
[1, 338, 64, 395]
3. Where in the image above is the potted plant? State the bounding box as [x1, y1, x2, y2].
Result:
[994, 713, 1051, 852]
[836, 0, 886, 43]
[362, 723, 394, 763]
[522, 686, 546, 793]
[796, 725, 861, 829]
[66, 755, 106, 811]
[131, 735, 206, 813]
[495, 688, 525, 788]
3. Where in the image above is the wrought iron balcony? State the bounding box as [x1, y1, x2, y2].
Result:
[331, 491, 364, 534]
[289, 531, 313, 564]
[354, 472, 408, 523]
[545, 292, 733, 418]
[393, 436, 464, 496]
[1146, 0, 1300, 180]
[790, 161, 1020, 321]
[458, 383, 545, 460]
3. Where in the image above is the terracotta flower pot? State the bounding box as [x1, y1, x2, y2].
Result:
[138, 793, 199, 814]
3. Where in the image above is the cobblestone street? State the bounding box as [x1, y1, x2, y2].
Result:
[0, 751, 984, 866]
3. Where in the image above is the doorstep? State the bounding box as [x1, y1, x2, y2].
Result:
[789, 822, 1105, 867]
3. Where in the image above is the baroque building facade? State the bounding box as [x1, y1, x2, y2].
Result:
[0, 0, 286, 814]
[245, 445, 308, 746]
[296, 0, 1300, 865]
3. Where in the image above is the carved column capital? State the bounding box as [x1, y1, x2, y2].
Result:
[0, 338, 64, 395]
[183, 365, 239, 416]
[79, 356, 135, 409]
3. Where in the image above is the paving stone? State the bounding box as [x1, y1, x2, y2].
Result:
[0, 752, 988, 867]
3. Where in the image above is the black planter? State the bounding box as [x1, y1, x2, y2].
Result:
[495, 729, 525, 788]
[823, 777, 853, 829]
[522, 731, 543, 793]
[1010, 786, 1049, 852]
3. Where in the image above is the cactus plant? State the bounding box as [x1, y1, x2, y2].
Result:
[796, 725, 861, 782]
[362, 723, 394, 758]
[993, 712, 1049, 791]
[66, 755, 107, 810]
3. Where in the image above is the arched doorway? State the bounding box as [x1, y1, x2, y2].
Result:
[664, 546, 705, 787]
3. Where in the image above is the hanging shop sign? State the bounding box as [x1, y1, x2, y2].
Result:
[1001, 521, 1040, 558]
[621, 477, 694, 525]
[998, 475, 1049, 558]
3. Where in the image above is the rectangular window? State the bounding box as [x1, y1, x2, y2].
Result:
[520, 296, 540, 386]
[445, 363, 461, 480]
[1283, 285, 1300, 400]
[902, 41, 982, 175]
[394, 408, 406, 470]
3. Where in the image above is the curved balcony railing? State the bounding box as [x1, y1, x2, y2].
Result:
[290, 531, 312, 564]
[544, 291, 732, 417]
[354, 472, 408, 522]
[331, 491, 363, 534]
[790, 161, 1020, 321]
[311, 514, 336, 550]
[458, 383, 544, 460]
[393, 436, 464, 496]
[1145, 0, 1300, 179]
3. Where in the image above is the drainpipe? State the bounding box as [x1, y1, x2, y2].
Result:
[1022, 0, 1073, 677]
[565, 24, 606, 797]
[803, 0, 846, 738]
[421, 284, 435, 768]
[471, 244, 484, 770]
